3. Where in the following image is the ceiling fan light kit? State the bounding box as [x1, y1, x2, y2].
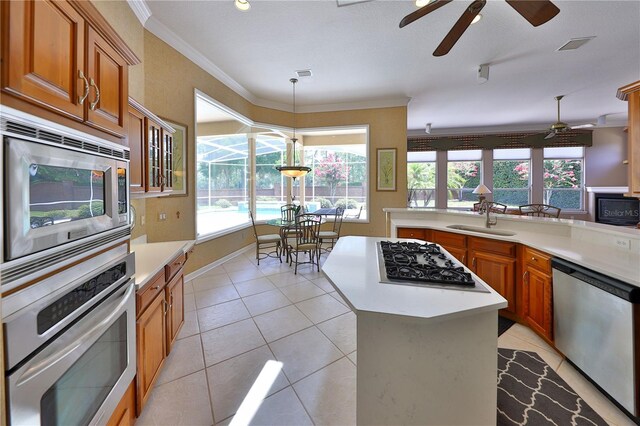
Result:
[544, 95, 569, 139]
[400, 0, 560, 56]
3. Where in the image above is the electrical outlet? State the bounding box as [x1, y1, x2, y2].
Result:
[615, 238, 631, 250]
[158, 212, 167, 221]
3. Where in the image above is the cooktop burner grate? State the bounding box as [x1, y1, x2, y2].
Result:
[378, 241, 487, 291]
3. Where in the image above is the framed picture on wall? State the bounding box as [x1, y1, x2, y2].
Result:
[164, 120, 188, 196]
[377, 148, 397, 191]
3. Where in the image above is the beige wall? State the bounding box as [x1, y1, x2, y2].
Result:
[93, 2, 407, 274]
[585, 127, 628, 187]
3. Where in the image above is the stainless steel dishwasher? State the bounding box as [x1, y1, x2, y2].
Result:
[552, 258, 640, 420]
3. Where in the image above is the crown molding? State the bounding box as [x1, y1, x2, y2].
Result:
[126, 0, 152, 25]
[145, 16, 258, 104]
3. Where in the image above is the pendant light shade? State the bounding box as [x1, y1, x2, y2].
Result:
[276, 78, 311, 180]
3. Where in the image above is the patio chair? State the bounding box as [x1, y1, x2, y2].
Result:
[473, 201, 507, 214]
[286, 216, 322, 274]
[344, 206, 363, 219]
[318, 207, 344, 253]
[281, 204, 298, 222]
[249, 210, 282, 265]
[518, 204, 561, 218]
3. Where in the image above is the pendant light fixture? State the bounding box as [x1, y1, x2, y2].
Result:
[235, 0, 250, 11]
[276, 78, 311, 180]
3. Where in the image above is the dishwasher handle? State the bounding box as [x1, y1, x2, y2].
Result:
[552, 257, 640, 303]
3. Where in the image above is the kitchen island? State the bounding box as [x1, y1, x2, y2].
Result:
[322, 236, 507, 425]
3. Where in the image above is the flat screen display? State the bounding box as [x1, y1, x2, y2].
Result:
[597, 198, 640, 226]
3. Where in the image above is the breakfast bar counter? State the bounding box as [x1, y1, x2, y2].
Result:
[322, 236, 507, 425]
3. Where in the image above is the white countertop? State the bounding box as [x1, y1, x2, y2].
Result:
[385, 209, 640, 287]
[130, 240, 195, 289]
[322, 236, 508, 322]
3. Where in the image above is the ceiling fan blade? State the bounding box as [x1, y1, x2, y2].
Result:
[505, 0, 560, 27]
[399, 0, 452, 28]
[433, 0, 486, 56]
[544, 131, 556, 140]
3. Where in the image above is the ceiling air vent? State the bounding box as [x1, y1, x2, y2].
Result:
[557, 36, 595, 51]
[296, 69, 313, 78]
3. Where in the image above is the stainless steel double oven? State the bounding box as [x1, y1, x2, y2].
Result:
[2, 106, 136, 425]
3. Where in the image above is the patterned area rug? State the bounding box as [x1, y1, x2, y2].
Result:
[497, 349, 607, 426]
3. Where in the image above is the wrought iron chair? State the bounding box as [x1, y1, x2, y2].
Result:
[473, 201, 508, 214]
[318, 207, 344, 253]
[281, 204, 298, 222]
[286, 216, 322, 274]
[518, 204, 561, 218]
[249, 210, 282, 265]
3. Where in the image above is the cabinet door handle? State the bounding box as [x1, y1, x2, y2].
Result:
[472, 257, 476, 268]
[89, 78, 100, 111]
[523, 271, 529, 284]
[461, 254, 465, 264]
[78, 70, 90, 104]
[162, 299, 169, 316]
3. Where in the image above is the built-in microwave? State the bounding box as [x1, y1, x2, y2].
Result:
[1, 107, 130, 266]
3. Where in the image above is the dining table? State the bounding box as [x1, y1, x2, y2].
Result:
[265, 217, 326, 260]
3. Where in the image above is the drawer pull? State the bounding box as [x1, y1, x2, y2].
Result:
[531, 257, 536, 261]
[153, 285, 161, 290]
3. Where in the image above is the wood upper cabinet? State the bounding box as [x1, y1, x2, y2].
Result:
[2, 0, 85, 120]
[468, 236, 516, 314]
[521, 246, 553, 341]
[84, 26, 128, 135]
[128, 98, 175, 196]
[1, 0, 139, 138]
[617, 80, 640, 199]
[136, 289, 166, 415]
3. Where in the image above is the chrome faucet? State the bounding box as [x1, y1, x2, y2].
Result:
[483, 202, 498, 228]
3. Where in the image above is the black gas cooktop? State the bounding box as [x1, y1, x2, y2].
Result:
[377, 241, 489, 293]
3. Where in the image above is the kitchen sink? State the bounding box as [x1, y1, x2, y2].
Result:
[445, 224, 517, 236]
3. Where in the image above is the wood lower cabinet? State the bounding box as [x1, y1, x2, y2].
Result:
[468, 236, 516, 314]
[1, 0, 139, 138]
[521, 246, 554, 341]
[165, 270, 184, 355]
[136, 288, 166, 414]
[396, 227, 432, 241]
[136, 255, 186, 416]
[106, 380, 136, 426]
[432, 230, 467, 265]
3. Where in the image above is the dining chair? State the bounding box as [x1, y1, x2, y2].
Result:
[281, 204, 298, 222]
[286, 216, 322, 274]
[318, 207, 344, 253]
[473, 201, 508, 214]
[344, 205, 363, 219]
[249, 210, 282, 265]
[518, 203, 561, 218]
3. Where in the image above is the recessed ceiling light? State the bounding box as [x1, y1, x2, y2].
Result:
[235, 0, 250, 11]
[415, 0, 434, 7]
[557, 36, 596, 51]
[471, 13, 482, 24]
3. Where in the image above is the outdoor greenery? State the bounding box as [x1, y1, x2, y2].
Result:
[334, 198, 359, 209]
[407, 163, 436, 207]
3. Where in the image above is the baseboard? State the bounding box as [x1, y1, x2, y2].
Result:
[184, 244, 254, 282]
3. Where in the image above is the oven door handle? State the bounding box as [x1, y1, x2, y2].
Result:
[16, 283, 135, 387]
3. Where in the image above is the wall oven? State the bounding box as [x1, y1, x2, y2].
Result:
[3, 245, 136, 425]
[1, 106, 131, 290]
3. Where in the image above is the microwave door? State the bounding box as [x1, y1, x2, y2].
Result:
[4, 137, 122, 260]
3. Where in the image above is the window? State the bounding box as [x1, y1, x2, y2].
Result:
[255, 134, 288, 221]
[543, 147, 584, 210]
[197, 133, 250, 235]
[447, 150, 481, 208]
[407, 151, 436, 207]
[493, 148, 531, 207]
[303, 130, 368, 220]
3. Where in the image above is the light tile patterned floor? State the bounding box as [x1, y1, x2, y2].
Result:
[137, 249, 635, 426]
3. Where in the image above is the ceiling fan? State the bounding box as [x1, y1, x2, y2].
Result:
[399, 0, 560, 56]
[544, 95, 569, 139]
